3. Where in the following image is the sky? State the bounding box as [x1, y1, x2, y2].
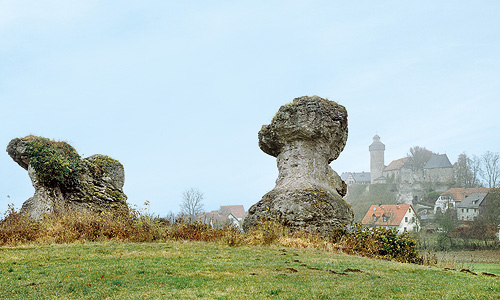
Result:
[1, 1, 499, 216]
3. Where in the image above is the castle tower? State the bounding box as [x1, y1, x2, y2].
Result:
[369, 135, 385, 183]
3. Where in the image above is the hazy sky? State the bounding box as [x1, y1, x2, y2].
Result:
[1, 1, 499, 215]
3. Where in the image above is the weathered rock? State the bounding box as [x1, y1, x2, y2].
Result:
[243, 96, 354, 235]
[6, 136, 128, 219]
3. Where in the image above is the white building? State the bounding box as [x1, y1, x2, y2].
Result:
[198, 205, 246, 229]
[434, 188, 490, 214]
[361, 204, 420, 234]
[456, 193, 488, 221]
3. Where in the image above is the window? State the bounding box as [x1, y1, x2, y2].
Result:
[383, 215, 388, 222]
[405, 216, 408, 222]
[466, 209, 469, 213]
[404, 227, 407, 232]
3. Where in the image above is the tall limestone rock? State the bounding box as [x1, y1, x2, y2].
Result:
[6, 136, 128, 219]
[243, 96, 354, 235]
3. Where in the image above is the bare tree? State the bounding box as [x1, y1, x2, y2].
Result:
[470, 154, 483, 187]
[455, 153, 482, 188]
[482, 151, 500, 188]
[180, 188, 204, 222]
[407, 146, 436, 171]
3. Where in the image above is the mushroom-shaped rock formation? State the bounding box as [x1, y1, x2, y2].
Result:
[6, 136, 128, 219]
[243, 96, 354, 235]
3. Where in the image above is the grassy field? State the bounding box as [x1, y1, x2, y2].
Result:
[436, 250, 500, 276]
[0, 242, 499, 300]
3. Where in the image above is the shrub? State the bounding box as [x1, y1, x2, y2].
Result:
[245, 218, 289, 246]
[339, 224, 421, 263]
[0, 205, 40, 246]
[23, 136, 82, 192]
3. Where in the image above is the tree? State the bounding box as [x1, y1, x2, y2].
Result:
[454, 153, 482, 188]
[407, 146, 436, 171]
[180, 188, 204, 223]
[435, 209, 458, 250]
[366, 184, 398, 208]
[481, 151, 500, 188]
[481, 189, 500, 225]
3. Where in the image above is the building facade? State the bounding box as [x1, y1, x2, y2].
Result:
[457, 193, 488, 221]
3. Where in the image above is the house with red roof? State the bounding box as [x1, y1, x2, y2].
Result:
[361, 204, 420, 233]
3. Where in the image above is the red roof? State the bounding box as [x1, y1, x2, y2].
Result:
[361, 204, 413, 226]
[440, 188, 490, 202]
[384, 158, 409, 171]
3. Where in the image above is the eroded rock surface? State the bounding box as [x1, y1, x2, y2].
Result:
[7, 136, 128, 219]
[243, 96, 354, 235]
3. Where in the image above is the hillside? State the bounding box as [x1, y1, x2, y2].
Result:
[1, 242, 498, 299]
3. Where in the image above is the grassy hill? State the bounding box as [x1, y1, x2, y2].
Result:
[1, 242, 498, 299]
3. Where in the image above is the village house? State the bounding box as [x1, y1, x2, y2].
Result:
[456, 193, 488, 221]
[361, 204, 420, 233]
[434, 188, 490, 214]
[340, 172, 371, 185]
[198, 205, 246, 229]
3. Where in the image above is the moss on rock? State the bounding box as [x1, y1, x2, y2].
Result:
[22, 136, 82, 192]
[6, 136, 128, 219]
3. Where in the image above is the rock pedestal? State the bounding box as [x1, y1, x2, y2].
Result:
[243, 96, 354, 235]
[6, 136, 128, 219]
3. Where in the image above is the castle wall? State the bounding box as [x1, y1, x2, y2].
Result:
[382, 170, 398, 182]
[424, 168, 454, 183]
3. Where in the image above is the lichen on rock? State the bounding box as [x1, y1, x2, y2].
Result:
[6, 136, 128, 219]
[243, 96, 354, 235]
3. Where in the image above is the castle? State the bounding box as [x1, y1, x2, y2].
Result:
[369, 135, 454, 185]
[342, 135, 455, 204]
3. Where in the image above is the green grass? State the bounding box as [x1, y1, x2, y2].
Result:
[435, 250, 500, 276]
[472, 263, 500, 275]
[0, 242, 498, 299]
